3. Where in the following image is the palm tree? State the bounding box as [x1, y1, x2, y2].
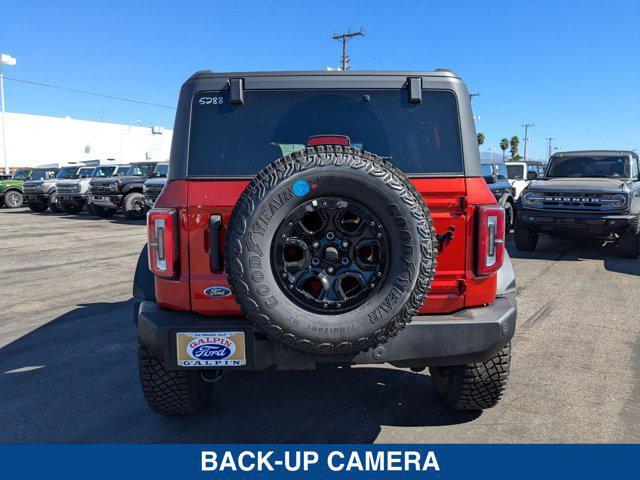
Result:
[500, 138, 509, 160]
[477, 133, 485, 145]
[509, 136, 520, 159]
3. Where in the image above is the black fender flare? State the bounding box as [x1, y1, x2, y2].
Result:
[133, 244, 155, 325]
[122, 183, 143, 196]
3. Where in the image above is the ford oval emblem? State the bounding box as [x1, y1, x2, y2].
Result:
[203, 286, 232, 298]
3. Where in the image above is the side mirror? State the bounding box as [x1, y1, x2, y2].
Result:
[483, 175, 496, 184]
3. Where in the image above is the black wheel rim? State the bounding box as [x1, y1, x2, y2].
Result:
[272, 196, 389, 314]
[132, 200, 144, 214]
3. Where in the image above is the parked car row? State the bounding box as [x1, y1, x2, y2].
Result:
[0, 161, 168, 219]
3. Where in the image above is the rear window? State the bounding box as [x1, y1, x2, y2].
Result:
[188, 89, 463, 177]
[506, 164, 525, 180]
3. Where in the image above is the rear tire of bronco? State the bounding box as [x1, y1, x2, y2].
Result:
[138, 343, 213, 416]
[28, 202, 48, 213]
[430, 343, 511, 410]
[226, 146, 438, 355]
[90, 204, 117, 217]
[3, 191, 24, 208]
[514, 218, 538, 251]
[617, 215, 640, 259]
[124, 192, 146, 220]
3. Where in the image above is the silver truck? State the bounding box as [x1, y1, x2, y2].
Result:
[24, 165, 94, 213]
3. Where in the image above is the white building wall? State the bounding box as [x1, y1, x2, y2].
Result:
[0, 112, 173, 169]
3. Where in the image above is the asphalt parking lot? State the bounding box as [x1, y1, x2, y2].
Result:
[0, 207, 638, 443]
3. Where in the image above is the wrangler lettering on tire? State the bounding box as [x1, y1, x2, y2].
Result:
[226, 146, 438, 355]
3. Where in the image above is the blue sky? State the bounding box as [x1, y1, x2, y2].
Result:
[1, 0, 638, 160]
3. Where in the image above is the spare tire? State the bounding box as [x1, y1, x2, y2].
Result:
[226, 146, 437, 355]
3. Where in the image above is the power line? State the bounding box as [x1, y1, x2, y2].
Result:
[3, 76, 176, 109]
[332, 27, 365, 70]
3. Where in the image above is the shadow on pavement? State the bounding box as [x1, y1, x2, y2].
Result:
[0, 299, 479, 443]
[506, 235, 640, 277]
[0, 207, 145, 225]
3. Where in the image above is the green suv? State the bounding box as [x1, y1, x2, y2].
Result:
[0, 169, 32, 208]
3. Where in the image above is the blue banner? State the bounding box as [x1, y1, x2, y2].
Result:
[0, 444, 636, 479]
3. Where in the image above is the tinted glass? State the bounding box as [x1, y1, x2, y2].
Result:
[79, 167, 94, 177]
[481, 164, 493, 177]
[91, 166, 116, 177]
[506, 164, 525, 180]
[188, 89, 463, 177]
[154, 164, 169, 176]
[496, 164, 509, 180]
[128, 165, 152, 176]
[31, 171, 48, 180]
[547, 156, 630, 178]
[57, 167, 78, 179]
[11, 170, 31, 180]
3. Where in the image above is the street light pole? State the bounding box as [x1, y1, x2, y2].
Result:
[0, 54, 17, 175]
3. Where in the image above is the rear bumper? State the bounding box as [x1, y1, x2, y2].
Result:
[136, 297, 517, 371]
[518, 207, 635, 232]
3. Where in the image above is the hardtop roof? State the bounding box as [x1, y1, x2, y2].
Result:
[551, 150, 638, 159]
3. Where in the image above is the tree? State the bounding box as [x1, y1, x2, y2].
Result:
[477, 132, 485, 145]
[509, 136, 520, 159]
[500, 138, 509, 160]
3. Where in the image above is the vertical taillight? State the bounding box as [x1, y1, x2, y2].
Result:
[147, 208, 179, 278]
[477, 205, 505, 276]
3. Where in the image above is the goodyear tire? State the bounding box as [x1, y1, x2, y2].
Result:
[430, 343, 511, 410]
[226, 146, 437, 355]
[138, 343, 212, 415]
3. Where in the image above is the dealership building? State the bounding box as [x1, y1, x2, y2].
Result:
[0, 111, 172, 172]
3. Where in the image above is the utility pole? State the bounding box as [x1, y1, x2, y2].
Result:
[545, 137, 555, 160]
[521, 122, 534, 163]
[332, 27, 365, 70]
[469, 92, 479, 101]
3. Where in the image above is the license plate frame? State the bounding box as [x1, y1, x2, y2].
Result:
[175, 331, 247, 368]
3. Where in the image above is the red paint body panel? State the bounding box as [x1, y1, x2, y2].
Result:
[151, 176, 500, 316]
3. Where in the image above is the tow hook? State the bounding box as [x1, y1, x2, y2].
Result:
[436, 226, 456, 253]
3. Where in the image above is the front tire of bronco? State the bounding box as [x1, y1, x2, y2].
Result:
[430, 343, 511, 410]
[60, 203, 83, 215]
[617, 215, 640, 259]
[3, 190, 24, 208]
[28, 202, 48, 213]
[138, 343, 213, 416]
[48, 192, 63, 213]
[89, 204, 117, 217]
[124, 192, 146, 220]
[514, 218, 538, 251]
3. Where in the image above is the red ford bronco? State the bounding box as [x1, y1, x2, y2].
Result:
[133, 70, 517, 415]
